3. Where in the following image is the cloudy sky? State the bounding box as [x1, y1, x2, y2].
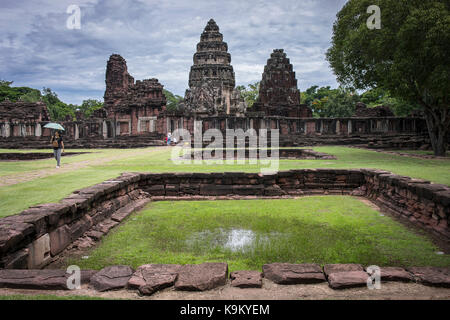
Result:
[0, 0, 348, 105]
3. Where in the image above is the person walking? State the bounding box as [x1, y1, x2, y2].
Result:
[167, 132, 172, 146]
[50, 131, 65, 168]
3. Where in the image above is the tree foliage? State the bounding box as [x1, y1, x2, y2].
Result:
[78, 99, 104, 118]
[236, 82, 259, 108]
[302, 85, 359, 118]
[163, 89, 183, 112]
[326, 0, 450, 155]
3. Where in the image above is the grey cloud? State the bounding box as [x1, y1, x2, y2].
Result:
[0, 0, 347, 104]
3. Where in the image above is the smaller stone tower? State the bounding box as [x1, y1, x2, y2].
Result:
[253, 49, 312, 117]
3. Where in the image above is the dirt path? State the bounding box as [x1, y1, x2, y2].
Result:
[0, 280, 449, 300]
[0, 147, 169, 187]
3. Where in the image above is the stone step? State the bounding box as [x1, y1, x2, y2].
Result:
[110, 198, 150, 223]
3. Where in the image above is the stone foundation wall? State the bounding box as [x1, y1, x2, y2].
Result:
[0, 170, 449, 270]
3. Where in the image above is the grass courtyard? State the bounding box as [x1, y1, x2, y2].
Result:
[0, 146, 449, 272]
[1, 146, 449, 218]
[69, 197, 450, 272]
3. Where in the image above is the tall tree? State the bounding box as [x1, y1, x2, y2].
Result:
[326, 0, 450, 155]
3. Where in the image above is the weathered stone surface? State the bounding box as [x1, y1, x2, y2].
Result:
[181, 19, 246, 116]
[0, 269, 68, 290]
[27, 233, 51, 268]
[407, 267, 450, 288]
[49, 225, 71, 256]
[327, 271, 369, 289]
[68, 215, 93, 241]
[262, 263, 326, 284]
[375, 267, 414, 282]
[1, 248, 29, 269]
[252, 49, 312, 118]
[230, 270, 262, 288]
[128, 264, 182, 295]
[323, 264, 364, 277]
[85, 230, 104, 241]
[139, 274, 178, 296]
[90, 265, 134, 291]
[111, 198, 149, 222]
[0, 220, 34, 255]
[175, 263, 228, 291]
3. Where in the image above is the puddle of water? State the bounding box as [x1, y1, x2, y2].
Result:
[185, 228, 283, 253]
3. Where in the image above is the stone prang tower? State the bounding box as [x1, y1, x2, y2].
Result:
[253, 49, 312, 118]
[182, 19, 246, 116]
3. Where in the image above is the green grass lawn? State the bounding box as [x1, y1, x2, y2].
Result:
[0, 146, 449, 217]
[69, 197, 450, 272]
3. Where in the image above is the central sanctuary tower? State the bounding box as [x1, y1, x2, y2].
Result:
[182, 19, 246, 116]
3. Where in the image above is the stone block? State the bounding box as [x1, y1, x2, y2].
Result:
[323, 264, 364, 277]
[1, 248, 29, 269]
[175, 263, 228, 291]
[262, 263, 326, 284]
[49, 225, 71, 256]
[230, 270, 262, 288]
[0, 221, 34, 255]
[69, 215, 93, 241]
[27, 233, 51, 268]
[90, 265, 134, 291]
[327, 271, 369, 289]
[407, 267, 450, 288]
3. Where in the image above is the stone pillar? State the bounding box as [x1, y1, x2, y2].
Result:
[74, 123, 79, 140]
[336, 120, 340, 134]
[137, 118, 141, 133]
[102, 121, 108, 138]
[5, 123, 10, 137]
[35, 123, 42, 137]
[116, 122, 121, 135]
[320, 120, 323, 134]
[347, 120, 352, 134]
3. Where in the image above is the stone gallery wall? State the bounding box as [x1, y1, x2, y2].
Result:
[0, 170, 449, 270]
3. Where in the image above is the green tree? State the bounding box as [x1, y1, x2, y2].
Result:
[42, 88, 76, 121]
[302, 85, 359, 117]
[326, 0, 450, 155]
[79, 99, 104, 118]
[360, 87, 422, 116]
[0, 80, 41, 102]
[236, 82, 259, 108]
[163, 89, 183, 112]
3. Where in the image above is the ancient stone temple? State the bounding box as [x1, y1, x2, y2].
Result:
[181, 19, 246, 116]
[252, 49, 312, 118]
[0, 100, 50, 137]
[103, 54, 166, 136]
